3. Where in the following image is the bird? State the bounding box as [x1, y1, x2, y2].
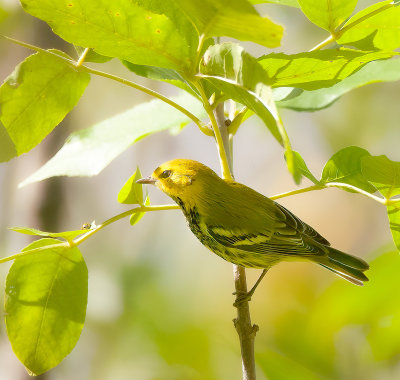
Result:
[137, 159, 369, 301]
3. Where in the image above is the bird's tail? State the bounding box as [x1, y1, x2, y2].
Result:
[314, 247, 369, 286]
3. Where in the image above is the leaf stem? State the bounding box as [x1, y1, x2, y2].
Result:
[76, 47, 90, 67]
[309, 35, 335, 52]
[193, 81, 233, 180]
[335, 2, 395, 39]
[308, 1, 395, 51]
[270, 185, 323, 200]
[78, 65, 208, 133]
[73, 204, 179, 246]
[1, 35, 210, 135]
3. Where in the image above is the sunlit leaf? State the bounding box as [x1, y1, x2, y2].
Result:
[298, 0, 357, 31]
[19, 92, 206, 186]
[118, 167, 144, 205]
[337, 1, 400, 51]
[290, 151, 320, 185]
[9, 226, 90, 241]
[320, 146, 377, 193]
[250, 0, 299, 7]
[5, 238, 88, 375]
[199, 43, 300, 182]
[21, 0, 195, 71]
[174, 0, 283, 47]
[0, 51, 89, 161]
[278, 58, 400, 111]
[130, 196, 150, 225]
[259, 49, 394, 90]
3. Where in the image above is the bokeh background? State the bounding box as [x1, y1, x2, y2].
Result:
[1, 1, 399, 379]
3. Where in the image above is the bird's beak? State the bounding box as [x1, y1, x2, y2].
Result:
[136, 177, 157, 185]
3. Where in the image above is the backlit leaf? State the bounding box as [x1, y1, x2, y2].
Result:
[298, 0, 357, 31]
[0, 51, 89, 161]
[337, 1, 400, 51]
[5, 238, 88, 375]
[21, 0, 195, 71]
[19, 92, 206, 186]
[118, 167, 144, 205]
[259, 49, 394, 90]
[320, 146, 377, 193]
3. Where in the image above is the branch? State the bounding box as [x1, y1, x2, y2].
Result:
[213, 103, 257, 380]
[194, 81, 233, 180]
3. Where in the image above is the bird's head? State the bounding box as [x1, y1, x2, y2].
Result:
[137, 159, 220, 201]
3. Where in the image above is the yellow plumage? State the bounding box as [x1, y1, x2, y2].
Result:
[138, 159, 369, 286]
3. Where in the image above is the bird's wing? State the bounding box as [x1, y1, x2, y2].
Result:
[206, 224, 327, 257]
[273, 202, 330, 246]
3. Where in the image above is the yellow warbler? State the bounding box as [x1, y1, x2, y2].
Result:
[138, 159, 369, 291]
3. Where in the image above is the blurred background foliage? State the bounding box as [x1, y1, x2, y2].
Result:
[0, 0, 399, 379]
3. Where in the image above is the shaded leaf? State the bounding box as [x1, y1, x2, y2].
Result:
[298, 0, 357, 32]
[278, 58, 400, 111]
[0, 52, 89, 161]
[9, 226, 90, 241]
[175, 0, 283, 48]
[259, 49, 394, 90]
[118, 167, 144, 205]
[361, 155, 400, 198]
[337, 1, 400, 51]
[19, 92, 206, 186]
[320, 146, 377, 193]
[5, 238, 88, 375]
[387, 204, 400, 251]
[122, 61, 199, 97]
[21, 0, 195, 71]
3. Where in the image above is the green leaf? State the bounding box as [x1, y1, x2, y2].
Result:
[122, 61, 199, 97]
[199, 43, 300, 182]
[5, 238, 88, 375]
[9, 226, 91, 241]
[0, 52, 89, 161]
[130, 196, 150, 226]
[290, 151, 320, 185]
[258, 49, 394, 90]
[118, 167, 144, 205]
[250, 0, 299, 7]
[21, 0, 195, 71]
[361, 155, 400, 199]
[320, 146, 377, 193]
[298, 0, 357, 31]
[19, 92, 206, 186]
[387, 204, 400, 251]
[337, 1, 400, 51]
[199, 43, 279, 142]
[175, 0, 283, 48]
[278, 58, 400, 111]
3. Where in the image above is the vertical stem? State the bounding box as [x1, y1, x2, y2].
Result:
[214, 103, 258, 380]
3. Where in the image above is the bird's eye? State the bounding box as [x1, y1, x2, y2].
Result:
[160, 169, 172, 179]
